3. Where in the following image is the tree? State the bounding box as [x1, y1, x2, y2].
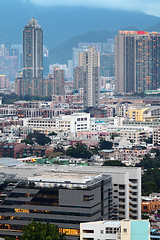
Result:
[48, 132, 57, 136]
[142, 168, 160, 195]
[103, 160, 126, 167]
[23, 131, 51, 146]
[21, 221, 65, 240]
[99, 138, 113, 150]
[111, 133, 119, 140]
[143, 137, 152, 144]
[22, 138, 34, 145]
[66, 143, 92, 159]
[136, 153, 160, 169]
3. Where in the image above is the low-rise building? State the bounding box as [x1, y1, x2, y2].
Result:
[26, 113, 90, 136]
[80, 219, 150, 240]
[142, 197, 160, 214]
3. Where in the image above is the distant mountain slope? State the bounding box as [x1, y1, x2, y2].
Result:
[0, 0, 160, 49]
[49, 30, 115, 64]
[146, 23, 160, 32]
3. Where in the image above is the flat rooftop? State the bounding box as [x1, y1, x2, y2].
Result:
[28, 172, 109, 187]
[0, 164, 141, 181]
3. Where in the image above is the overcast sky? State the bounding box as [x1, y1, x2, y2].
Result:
[26, 0, 160, 17]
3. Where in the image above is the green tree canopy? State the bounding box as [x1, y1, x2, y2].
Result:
[142, 168, 160, 195]
[48, 132, 57, 136]
[99, 138, 113, 150]
[66, 143, 92, 159]
[21, 221, 65, 240]
[23, 131, 51, 146]
[136, 153, 160, 169]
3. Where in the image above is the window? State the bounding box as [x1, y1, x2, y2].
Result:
[123, 228, 127, 233]
[106, 228, 113, 234]
[83, 194, 94, 201]
[83, 230, 94, 233]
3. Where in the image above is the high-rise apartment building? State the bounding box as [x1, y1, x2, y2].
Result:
[53, 68, 65, 96]
[100, 53, 115, 77]
[79, 47, 100, 108]
[15, 17, 44, 96]
[73, 66, 84, 90]
[115, 31, 160, 94]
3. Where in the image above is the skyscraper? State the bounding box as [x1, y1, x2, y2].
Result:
[23, 17, 43, 79]
[15, 17, 43, 96]
[79, 47, 100, 108]
[115, 31, 160, 94]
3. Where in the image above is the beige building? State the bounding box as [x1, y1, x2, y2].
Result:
[119, 129, 150, 142]
[128, 107, 149, 122]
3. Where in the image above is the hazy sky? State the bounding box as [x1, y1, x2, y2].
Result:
[26, 0, 160, 17]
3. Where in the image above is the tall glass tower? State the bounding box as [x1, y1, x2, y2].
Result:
[23, 17, 43, 79]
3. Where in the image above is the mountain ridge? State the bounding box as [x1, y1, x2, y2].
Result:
[0, 0, 160, 49]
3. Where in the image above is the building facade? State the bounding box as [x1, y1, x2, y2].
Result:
[23, 17, 43, 79]
[80, 220, 150, 240]
[115, 31, 160, 94]
[52, 165, 141, 220]
[79, 47, 100, 108]
[0, 172, 113, 239]
[15, 17, 44, 96]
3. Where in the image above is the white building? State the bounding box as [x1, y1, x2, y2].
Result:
[153, 128, 160, 145]
[80, 220, 150, 240]
[80, 221, 121, 240]
[25, 113, 90, 136]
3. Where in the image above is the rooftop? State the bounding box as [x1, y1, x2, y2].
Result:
[0, 164, 141, 181]
[28, 172, 110, 188]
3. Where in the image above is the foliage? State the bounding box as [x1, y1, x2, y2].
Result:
[136, 153, 160, 169]
[90, 146, 99, 155]
[23, 131, 51, 146]
[47, 145, 65, 159]
[5, 237, 16, 240]
[103, 160, 126, 167]
[47, 152, 63, 159]
[142, 169, 160, 195]
[54, 145, 65, 153]
[0, 93, 51, 104]
[48, 132, 57, 136]
[99, 138, 113, 150]
[111, 133, 119, 140]
[21, 221, 66, 240]
[22, 138, 34, 145]
[141, 214, 149, 219]
[143, 137, 152, 144]
[66, 143, 92, 159]
[151, 148, 160, 157]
